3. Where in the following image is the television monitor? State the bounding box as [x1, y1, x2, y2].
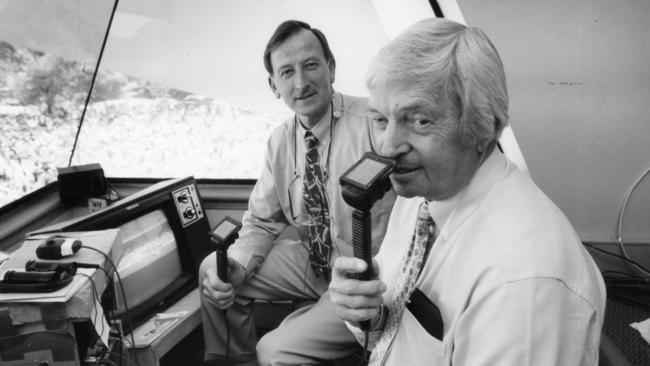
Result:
[31, 176, 212, 333]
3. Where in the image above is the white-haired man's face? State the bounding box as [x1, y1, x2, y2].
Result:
[368, 84, 481, 201]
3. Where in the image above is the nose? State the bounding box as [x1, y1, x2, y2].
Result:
[294, 69, 308, 92]
[379, 120, 410, 158]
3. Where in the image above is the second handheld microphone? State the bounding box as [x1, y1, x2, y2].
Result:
[209, 216, 242, 283]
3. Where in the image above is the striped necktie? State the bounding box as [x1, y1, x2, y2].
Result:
[369, 201, 436, 365]
[302, 130, 332, 277]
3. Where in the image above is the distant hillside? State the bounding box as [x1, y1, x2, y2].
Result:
[0, 39, 288, 207]
[0, 40, 38, 92]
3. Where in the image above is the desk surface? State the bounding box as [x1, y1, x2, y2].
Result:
[0, 230, 121, 366]
[0, 230, 120, 327]
[125, 287, 202, 366]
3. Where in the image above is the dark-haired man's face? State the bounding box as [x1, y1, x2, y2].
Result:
[269, 29, 335, 128]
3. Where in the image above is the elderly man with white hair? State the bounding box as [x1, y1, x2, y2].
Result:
[329, 18, 606, 366]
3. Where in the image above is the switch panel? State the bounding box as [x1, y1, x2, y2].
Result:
[172, 184, 204, 227]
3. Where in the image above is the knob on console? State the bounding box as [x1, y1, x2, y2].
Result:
[183, 207, 196, 219]
[177, 192, 189, 203]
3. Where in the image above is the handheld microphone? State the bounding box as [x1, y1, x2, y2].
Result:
[3, 270, 70, 284]
[35, 237, 82, 260]
[25, 260, 77, 275]
[0, 269, 74, 293]
[340, 152, 394, 330]
[209, 216, 242, 283]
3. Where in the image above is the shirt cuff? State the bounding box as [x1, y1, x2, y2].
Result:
[370, 304, 388, 331]
[228, 247, 255, 277]
[344, 305, 388, 349]
[346, 321, 383, 349]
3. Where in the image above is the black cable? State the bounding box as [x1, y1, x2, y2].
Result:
[602, 271, 648, 281]
[108, 328, 124, 366]
[583, 242, 650, 275]
[91, 263, 120, 363]
[427, 0, 444, 17]
[67, 0, 120, 166]
[118, 336, 123, 366]
[615, 167, 650, 276]
[585, 243, 650, 312]
[80, 245, 138, 366]
[77, 259, 126, 366]
[358, 330, 369, 366]
[224, 309, 231, 360]
[105, 180, 122, 202]
[106, 350, 130, 366]
[70, 264, 118, 364]
[77, 272, 103, 336]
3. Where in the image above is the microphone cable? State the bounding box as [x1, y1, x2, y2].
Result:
[224, 308, 231, 360]
[358, 330, 369, 366]
[76, 271, 127, 366]
[80, 245, 139, 366]
[76, 272, 104, 336]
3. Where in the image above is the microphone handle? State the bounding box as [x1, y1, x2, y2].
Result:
[351, 209, 372, 330]
[25, 260, 77, 274]
[216, 246, 229, 283]
[3, 270, 67, 283]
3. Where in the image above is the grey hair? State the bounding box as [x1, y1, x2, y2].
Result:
[366, 18, 508, 149]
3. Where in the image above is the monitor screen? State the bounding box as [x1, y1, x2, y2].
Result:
[112, 209, 183, 315]
[117, 209, 179, 273]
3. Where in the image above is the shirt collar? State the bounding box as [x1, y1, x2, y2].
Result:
[428, 149, 507, 239]
[426, 195, 458, 238]
[296, 92, 340, 145]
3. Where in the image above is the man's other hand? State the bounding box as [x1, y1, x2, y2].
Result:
[329, 257, 386, 329]
[200, 252, 247, 310]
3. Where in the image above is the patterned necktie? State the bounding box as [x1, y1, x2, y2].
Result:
[369, 201, 436, 365]
[303, 130, 332, 277]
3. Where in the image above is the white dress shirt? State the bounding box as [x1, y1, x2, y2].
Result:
[349, 150, 606, 366]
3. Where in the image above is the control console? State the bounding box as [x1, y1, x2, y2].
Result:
[172, 184, 204, 227]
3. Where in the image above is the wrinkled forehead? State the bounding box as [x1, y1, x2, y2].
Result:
[367, 80, 454, 118]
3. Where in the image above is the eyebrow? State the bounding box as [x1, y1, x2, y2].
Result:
[395, 97, 439, 113]
[275, 56, 321, 72]
[301, 56, 322, 65]
[365, 106, 382, 114]
[365, 102, 427, 117]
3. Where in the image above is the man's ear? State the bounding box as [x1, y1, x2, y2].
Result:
[268, 77, 280, 99]
[477, 138, 497, 156]
[476, 141, 483, 153]
[328, 61, 336, 84]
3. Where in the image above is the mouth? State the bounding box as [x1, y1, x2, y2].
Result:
[295, 92, 316, 101]
[392, 165, 420, 176]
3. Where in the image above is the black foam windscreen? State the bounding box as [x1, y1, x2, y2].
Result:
[35, 238, 82, 259]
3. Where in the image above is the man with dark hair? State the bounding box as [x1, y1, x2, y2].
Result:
[329, 18, 606, 365]
[199, 20, 395, 365]
[263, 20, 335, 76]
